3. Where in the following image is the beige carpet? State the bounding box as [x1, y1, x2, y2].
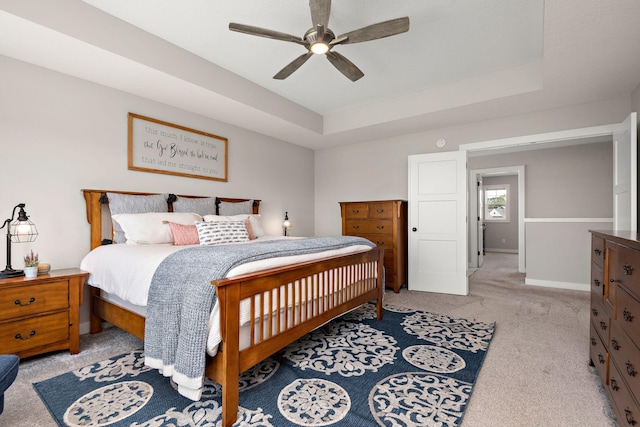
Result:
[2, 252, 616, 426]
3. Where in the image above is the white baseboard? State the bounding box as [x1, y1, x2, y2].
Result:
[484, 248, 519, 254]
[525, 277, 589, 292]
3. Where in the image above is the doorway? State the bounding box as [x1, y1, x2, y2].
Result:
[469, 165, 525, 272]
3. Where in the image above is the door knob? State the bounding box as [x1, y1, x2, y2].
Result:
[412, 227, 417, 232]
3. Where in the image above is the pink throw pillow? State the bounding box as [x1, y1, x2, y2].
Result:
[244, 218, 255, 240]
[168, 222, 200, 245]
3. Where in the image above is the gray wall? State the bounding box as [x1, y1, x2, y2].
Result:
[0, 55, 315, 331]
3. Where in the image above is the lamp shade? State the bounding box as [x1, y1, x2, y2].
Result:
[9, 205, 37, 243]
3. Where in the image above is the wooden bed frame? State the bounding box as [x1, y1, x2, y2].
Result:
[82, 189, 384, 427]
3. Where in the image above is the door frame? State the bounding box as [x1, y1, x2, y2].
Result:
[469, 166, 525, 272]
[460, 123, 617, 274]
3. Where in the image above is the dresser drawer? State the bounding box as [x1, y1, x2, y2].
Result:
[0, 311, 69, 354]
[359, 234, 394, 249]
[591, 263, 604, 296]
[591, 291, 610, 343]
[610, 320, 640, 395]
[344, 219, 393, 235]
[616, 287, 640, 348]
[590, 322, 609, 383]
[618, 245, 640, 298]
[592, 235, 605, 268]
[0, 280, 69, 321]
[368, 202, 394, 219]
[343, 203, 369, 219]
[608, 360, 640, 427]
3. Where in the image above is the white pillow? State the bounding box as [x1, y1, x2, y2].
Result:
[112, 212, 203, 244]
[203, 214, 265, 237]
[196, 220, 249, 245]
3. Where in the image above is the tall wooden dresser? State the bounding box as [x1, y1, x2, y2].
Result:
[340, 200, 407, 293]
[590, 230, 640, 426]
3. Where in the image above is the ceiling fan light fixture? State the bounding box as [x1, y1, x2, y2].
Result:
[310, 42, 329, 54]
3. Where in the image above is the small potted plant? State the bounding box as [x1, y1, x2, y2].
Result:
[23, 250, 39, 278]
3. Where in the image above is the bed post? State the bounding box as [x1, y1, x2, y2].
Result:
[377, 248, 384, 321]
[217, 283, 241, 427]
[82, 189, 105, 250]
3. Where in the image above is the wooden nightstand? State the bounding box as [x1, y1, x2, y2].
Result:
[0, 268, 88, 358]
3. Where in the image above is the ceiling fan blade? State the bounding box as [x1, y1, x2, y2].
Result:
[273, 52, 314, 80]
[309, 0, 331, 28]
[337, 17, 410, 45]
[326, 51, 364, 82]
[229, 23, 307, 46]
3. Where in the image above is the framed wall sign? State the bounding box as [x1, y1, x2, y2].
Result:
[128, 113, 228, 182]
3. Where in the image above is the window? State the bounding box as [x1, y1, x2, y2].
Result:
[484, 184, 509, 222]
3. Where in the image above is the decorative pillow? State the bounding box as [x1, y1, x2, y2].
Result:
[107, 193, 168, 244]
[172, 197, 217, 217]
[244, 218, 255, 240]
[218, 200, 254, 216]
[203, 214, 265, 237]
[196, 220, 249, 245]
[167, 222, 200, 245]
[112, 212, 202, 244]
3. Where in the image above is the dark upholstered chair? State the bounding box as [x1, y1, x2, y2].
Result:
[0, 355, 19, 414]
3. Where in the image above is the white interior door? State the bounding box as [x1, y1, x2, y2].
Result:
[614, 112, 638, 231]
[408, 151, 468, 295]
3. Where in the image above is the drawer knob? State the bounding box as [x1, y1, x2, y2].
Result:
[376, 209, 384, 214]
[625, 408, 637, 425]
[624, 264, 634, 275]
[593, 279, 601, 287]
[15, 330, 36, 340]
[594, 248, 602, 256]
[598, 354, 606, 364]
[626, 361, 637, 377]
[351, 209, 359, 214]
[14, 297, 35, 306]
[376, 241, 385, 246]
[600, 321, 607, 331]
[376, 225, 384, 230]
[591, 337, 597, 346]
[612, 338, 621, 351]
[623, 308, 634, 322]
[352, 225, 360, 229]
[611, 378, 620, 391]
[592, 308, 599, 317]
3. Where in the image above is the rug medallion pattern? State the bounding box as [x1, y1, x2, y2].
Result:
[34, 304, 495, 426]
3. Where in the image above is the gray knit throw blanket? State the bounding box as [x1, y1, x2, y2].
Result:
[144, 236, 375, 400]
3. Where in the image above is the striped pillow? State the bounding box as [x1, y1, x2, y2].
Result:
[196, 221, 249, 245]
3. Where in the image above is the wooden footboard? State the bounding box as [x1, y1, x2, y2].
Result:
[208, 247, 384, 427]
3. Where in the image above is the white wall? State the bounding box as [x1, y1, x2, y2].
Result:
[0, 56, 315, 329]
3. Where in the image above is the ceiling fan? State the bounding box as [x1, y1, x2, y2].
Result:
[229, 0, 410, 82]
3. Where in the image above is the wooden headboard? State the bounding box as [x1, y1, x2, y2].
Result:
[82, 189, 260, 250]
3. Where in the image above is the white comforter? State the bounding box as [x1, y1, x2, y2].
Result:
[80, 236, 372, 355]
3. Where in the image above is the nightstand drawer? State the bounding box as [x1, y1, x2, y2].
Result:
[0, 311, 69, 354]
[0, 280, 69, 321]
[368, 202, 394, 219]
[344, 219, 393, 235]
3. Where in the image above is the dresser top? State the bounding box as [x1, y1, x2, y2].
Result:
[591, 230, 640, 248]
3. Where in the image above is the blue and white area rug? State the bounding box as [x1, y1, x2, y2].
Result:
[34, 304, 495, 426]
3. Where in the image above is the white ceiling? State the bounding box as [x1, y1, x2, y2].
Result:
[1, 0, 640, 150]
